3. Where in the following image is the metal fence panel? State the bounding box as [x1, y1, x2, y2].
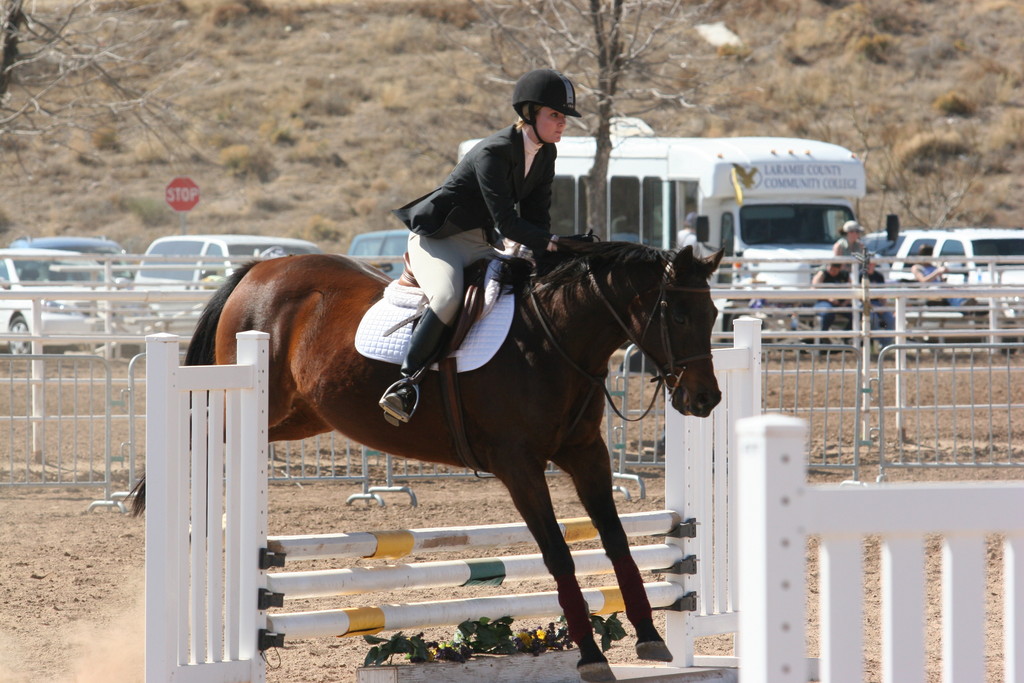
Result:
[874, 343, 1024, 480]
[0, 354, 119, 509]
[761, 344, 863, 478]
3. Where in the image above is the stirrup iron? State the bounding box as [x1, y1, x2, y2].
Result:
[379, 379, 420, 426]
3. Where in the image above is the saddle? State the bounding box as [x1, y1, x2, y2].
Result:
[399, 255, 492, 473]
[397, 254, 490, 356]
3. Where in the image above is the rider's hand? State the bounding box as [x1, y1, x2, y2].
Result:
[546, 235, 559, 252]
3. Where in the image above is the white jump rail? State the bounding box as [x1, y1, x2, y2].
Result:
[738, 415, 1024, 683]
[144, 318, 764, 682]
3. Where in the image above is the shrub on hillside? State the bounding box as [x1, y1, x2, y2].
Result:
[303, 91, 350, 117]
[851, 33, 895, 63]
[118, 196, 172, 228]
[933, 90, 977, 117]
[219, 144, 276, 182]
[717, 43, 752, 60]
[133, 139, 170, 164]
[894, 131, 971, 175]
[402, 1, 478, 29]
[92, 126, 120, 152]
[303, 214, 340, 243]
[203, 0, 268, 28]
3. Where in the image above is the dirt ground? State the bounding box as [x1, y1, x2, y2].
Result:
[0, 465, 1014, 683]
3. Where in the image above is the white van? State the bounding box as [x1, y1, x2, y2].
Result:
[135, 234, 321, 287]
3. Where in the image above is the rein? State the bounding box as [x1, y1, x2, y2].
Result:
[527, 264, 711, 429]
[587, 269, 713, 391]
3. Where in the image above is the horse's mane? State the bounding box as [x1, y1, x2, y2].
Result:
[497, 241, 672, 297]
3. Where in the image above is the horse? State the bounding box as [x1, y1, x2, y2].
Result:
[131, 240, 723, 682]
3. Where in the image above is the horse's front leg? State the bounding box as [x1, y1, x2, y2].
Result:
[556, 443, 673, 663]
[495, 464, 614, 683]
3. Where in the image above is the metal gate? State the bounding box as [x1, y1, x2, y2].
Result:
[0, 354, 123, 510]
[873, 343, 1024, 480]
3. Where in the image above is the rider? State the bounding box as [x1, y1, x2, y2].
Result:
[378, 68, 582, 426]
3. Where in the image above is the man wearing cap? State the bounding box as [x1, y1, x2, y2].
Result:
[833, 220, 867, 258]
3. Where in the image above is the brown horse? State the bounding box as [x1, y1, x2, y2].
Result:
[132, 240, 722, 682]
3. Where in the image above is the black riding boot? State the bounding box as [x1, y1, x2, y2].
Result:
[379, 309, 451, 426]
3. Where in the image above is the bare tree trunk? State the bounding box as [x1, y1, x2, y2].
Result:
[1, 0, 25, 98]
[584, 0, 623, 236]
[586, 98, 612, 235]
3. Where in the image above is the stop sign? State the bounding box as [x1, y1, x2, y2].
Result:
[165, 177, 200, 212]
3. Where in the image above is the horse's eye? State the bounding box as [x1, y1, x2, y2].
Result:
[670, 301, 688, 324]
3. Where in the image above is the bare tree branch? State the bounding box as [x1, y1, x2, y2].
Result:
[469, 0, 710, 235]
[1, 0, 188, 160]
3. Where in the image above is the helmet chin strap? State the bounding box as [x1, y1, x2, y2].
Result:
[525, 122, 551, 146]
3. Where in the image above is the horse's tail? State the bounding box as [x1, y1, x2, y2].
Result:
[184, 262, 259, 366]
[129, 261, 260, 517]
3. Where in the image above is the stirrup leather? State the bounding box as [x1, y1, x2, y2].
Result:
[379, 379, 420, 425]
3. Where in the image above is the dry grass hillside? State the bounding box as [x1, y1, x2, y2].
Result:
[1, 0, 1022, 254]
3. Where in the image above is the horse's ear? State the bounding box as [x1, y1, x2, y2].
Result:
[704, 248, 725, 274]
[672, 246, 724, 281]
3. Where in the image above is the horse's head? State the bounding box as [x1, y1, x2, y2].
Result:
[638, 245, 724, 417]
[531, 240, 723, 417]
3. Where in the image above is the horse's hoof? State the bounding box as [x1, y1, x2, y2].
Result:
[636, 639, 673, 662]
[577, 661, 616, 682]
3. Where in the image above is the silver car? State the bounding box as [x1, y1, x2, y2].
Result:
[0, 248, 105, 354]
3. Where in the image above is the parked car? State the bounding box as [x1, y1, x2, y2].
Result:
[8, 236, 126, 255]
[347, 228, 407, 279]
[9, 236, 132, 279]
[865, 228, 1024, 327]
[0, 248, 105, 354]
[132, 234, 322, 331]
[865, 228, 1024, 285]
[134, 234, 322, 288]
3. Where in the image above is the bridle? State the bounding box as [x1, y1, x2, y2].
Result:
[590, 269, 713, 391]
[528, 264, 713, 429]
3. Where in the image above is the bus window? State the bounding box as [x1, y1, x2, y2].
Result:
[609, 176, 640, 242]
[579, 181, 588, 233]
[550, 176, 577, 234]
[674, 181, 699, 224]
[642, 177, 665, 247]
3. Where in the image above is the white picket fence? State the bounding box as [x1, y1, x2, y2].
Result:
[738, 415, 1024, 683]
[144, 324, 1024, 683]
[142, 320, 765, 682]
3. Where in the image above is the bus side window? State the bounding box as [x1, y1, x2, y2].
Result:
[642, 177, 665, 247]
[609, 176, 640, 242]
[550, 176, 578, 235]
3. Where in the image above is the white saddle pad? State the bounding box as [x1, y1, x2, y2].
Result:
[354, 260, 513, 372]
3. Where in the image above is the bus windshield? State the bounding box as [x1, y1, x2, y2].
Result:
[739, 204, 854, 246]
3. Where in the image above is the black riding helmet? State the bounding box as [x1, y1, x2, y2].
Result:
[512, 69, 581, 124]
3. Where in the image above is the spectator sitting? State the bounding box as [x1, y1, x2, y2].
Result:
[910, 245, 971, 308]
[811, 262, 852, 334]
[861, 259, 895, 349]
[833, 220, 867, 259]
